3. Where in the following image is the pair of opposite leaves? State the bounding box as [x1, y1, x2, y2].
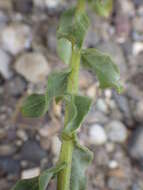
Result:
[12, 142, 93, 190]
[22, 4, 122, 119]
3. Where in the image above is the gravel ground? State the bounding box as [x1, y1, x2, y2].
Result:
[0, 0, 143, 190]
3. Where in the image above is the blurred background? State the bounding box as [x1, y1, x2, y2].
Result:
[0, 0, 143, 189]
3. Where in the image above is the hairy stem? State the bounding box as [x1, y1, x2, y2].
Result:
[57, 47, 81, 190]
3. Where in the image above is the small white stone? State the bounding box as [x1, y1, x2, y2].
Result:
[0, 49, 12, 79]
[108, 160, 119, 169]
[21, 168, 40, 179]
[15, 52, 50, 83]
[105, 120, 128, 143]
[105, 142, 115, 153]
[51, 136, 61, 156]
[17, 130, 28, 141]
[132, 42, 143, 55]
[89, 124, 107, 145]
[34, 0, 60, 9]
[1, 24, 31, 55]
[39, 126, 49, 138]
[87, 84, 96, 99]
[96, 98, 108, 113]
[44, 0, 61, 8]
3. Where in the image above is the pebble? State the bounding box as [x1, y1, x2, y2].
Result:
[88, 124, 107, 145]
[0, 129, 6, 140]
[40, 138, 50, 151]
[105, 120, 128, 143]
[132, 42, 143, 55]
[44, 0, 61, 9]
[17, 130, 28, 141]
[107, 176, 130, 190]
[0, 49, 12, 79]
[13, 0, 33, 14]
[34, 0, 61, 9]
[95, 148, 109, 166]
[0, 0, 12, 10]
[108, 160, 119, 169]
[134, 100, 143, 122]
[21, 167, 40, 179]
[0, 24, 31, 55]
[39, 125, 50, 138]
[134, 0, 143, 6]
[86, 111, 109, 125]
[133, 16, 143, 34]
[47, 26, 57, 52]
[86, 84, 96, 99]
[128, 127, 143, 166]
[51, 136, 61, 156]
[4, 76, 26, 96]
[20, 140, 47, 164]
[112, 92, 132, 124]
[0, 157, 20, 175]
[0, 144, 16, 156]
[15, 52, 50, 83]
[96, 98, 108, 113]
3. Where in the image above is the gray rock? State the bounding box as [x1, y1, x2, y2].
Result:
[0, 11, 9, 27]
[133, 0, 143, 6]
[0, 24, 31, 55]
[47, 27, 57, 52]
[128, 127, 143, 165]
[0, 49, 12, 79]
[107, 176, 131, 190]
[0, 157, 20, 175]
[4, 76, 26, 96]
[13, 0, 33, 14]
[0, 144, 16, 156]
[15, 52, 50, 83]
[86, 111, 109, 125]
[0, 0, 12, 10]
[88, 124, 107, 145]
[132, 180, 143, 190]
[113, 92, 133, 125]
[134, 101, 143, 122]
[133, 16, 143, 34]
[105, 120, 128, 143]
[20, 140, 47, 164]
[44, 0, 61, 8]
[34, 0, 61, 9]
[96, 98, 108, 113]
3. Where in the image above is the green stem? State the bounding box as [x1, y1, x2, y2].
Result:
[77, 0, 86, 13]
[57, 47, 81, 190]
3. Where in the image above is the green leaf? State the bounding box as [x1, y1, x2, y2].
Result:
[63, 95, 92, 135]
[81, 48, 123, 93]
[88, 0, 113, 18]
[39, 163, 66, 190]
[57, 7, 89, 49]
[11, 177, 39, 190]
[57, 38, 72, 64]
[70, 141, 93, 190]
[46, 68, 71, 105]
[21, 94, 46, 118]
[21, 68, 71, 118]
[12, 163, 66, 190]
